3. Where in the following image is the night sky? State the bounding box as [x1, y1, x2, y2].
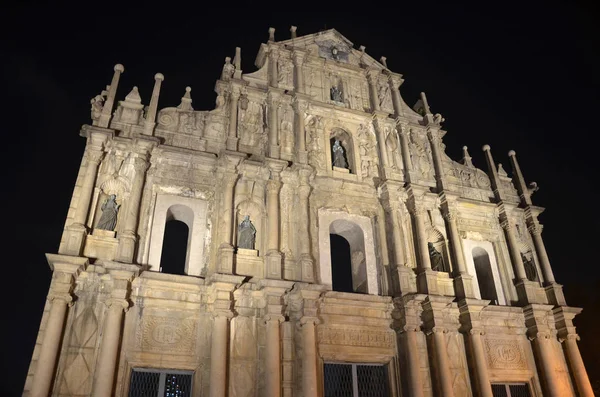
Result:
[2, 2, 599, 395]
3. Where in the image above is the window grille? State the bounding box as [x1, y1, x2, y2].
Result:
[491, 383, 531, 397]
[129, 368, 193, 397]
[324, 363, 390, 397]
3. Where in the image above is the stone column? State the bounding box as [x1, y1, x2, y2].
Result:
[292, 51, 305, 94]
[390, 205, 406, 267]
[373, 117, 390, 169]
[443, 210, 466, 274]
[221, 173, 238, 248]
[116, 155, 149, 263]
[265, 315, 285, 397]
[143, 73, 164, 136]
[389, 74, 404, 117]
[531, 332, 562, 396]
[268, 92, 281, 159]
[227, 90, 240, 151]
[266, 180, 281, 253]
[301, 318, 319, 397]
[411, 205, 432, 272]
[528, 223, 556, 284]
[366, 69, 380, 112]
[427, 128, 447, 190]
[500, 219, 528, 281]
[401, 326, 424, 397]
[396, 121, 414, 180]
[430, 328, 455, 397]
[98, 64, 124, 128]
[209, 313, 231, 397]
[92, 299, 128, 397]
[269, 48, 279, 87]
[29, 295, 72, 397]
[561, 334, 594, 397]
[468, 329, 493, 397]
[298, 169, 314, 282]
[293, 97, 308, 164]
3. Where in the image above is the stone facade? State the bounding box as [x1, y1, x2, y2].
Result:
[24, 27, 594, 397]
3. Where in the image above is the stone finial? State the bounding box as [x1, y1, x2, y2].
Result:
[143, 72, 165, 135]
[124, 86, 142, 103]
[177, 86, 193, 111]
[154, 73, 164, 81]
[290, 26, 297, 38]
[508, 150, 516, 157]
[114, 64, 125, 73]
[420, 92, 432, 115]
[97, 63, 125, 128]
[497, 163, 508, 177]
[268, 27, 275, 42]
[233, 47, 242, 79]
[462, 146, 474, 168]
[359, 45, 366, 52]
[380, 56, 387, 68]
[482, 144, 491, 152]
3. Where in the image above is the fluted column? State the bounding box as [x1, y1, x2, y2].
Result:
[501, 219, 528, 281]
[301, 318, 318, 397]
[209, 313, 231, 397]
[92, 299, 128, 397]
[227, 90, 240, 151]
[268, 92, 281, 159]
[98, 64, 124, 128]
[431, 328, 455, 397]
[116, 155, 148, 263]
[469, 330, 493, 397]
[562, 334, 594, 397]
[265, 315, 285, 397]
[29, 295, 71, 397]
[143, 73, 164, 136]
[529, 223, 556, 284]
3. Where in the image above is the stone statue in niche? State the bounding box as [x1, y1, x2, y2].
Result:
[330, 84, 343, 103]
[521, 252, 538, 282]
[237, 215, 256, 250]
[428, 242, 446, 272]
[96, 194, 120, 231]
[332, 139, 348, 169]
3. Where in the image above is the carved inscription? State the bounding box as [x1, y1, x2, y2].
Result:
[484, 339, 526, 370]
[318, 327, 394, 348]
[137, 315, 197, 354]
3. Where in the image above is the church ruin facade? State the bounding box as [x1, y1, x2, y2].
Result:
[24, 27, 593, 397]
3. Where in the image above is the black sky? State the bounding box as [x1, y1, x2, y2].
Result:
[2, 1, 600, 395]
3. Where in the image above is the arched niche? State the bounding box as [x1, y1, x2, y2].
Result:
[462, 239, 506, 305]
[318, 209, 379, 294]
[329, 128, 355, 173]
[235, 199, 265, 254]
[89, 177, 129, 234]
[147, 194, 208, 276]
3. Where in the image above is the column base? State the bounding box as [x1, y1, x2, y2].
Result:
[300, 255, 314, 282]
[515, 279, 548, 305]
[266, 251, 282, 279]
[297, 150, 308, 165]
[226, 136, 239, 151]
[393, 265, 417, 295]
[61, 223, 88, 256]
[115, 232, 136, 263]
[453, 273, 476, 299]
[269, 144, 280, 159]
[545, 282, 566, 306]
[217, 244, 234, 274]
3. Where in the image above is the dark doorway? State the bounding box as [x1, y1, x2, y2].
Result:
[159, 220, 189, 275]
[330, 234, 353, 293]
[473, 247, 498, 304]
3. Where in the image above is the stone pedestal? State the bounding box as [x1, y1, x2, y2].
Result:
[453, 273, 475, 299]
[266, 251, 282, 279]
[217, 245, 234, 274]
[545, 282, 566, 306]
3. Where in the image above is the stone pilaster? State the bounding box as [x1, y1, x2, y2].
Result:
[396, 121, 415, 182]
[422, 295, 456, 397]
[292, 96, 308, 164]
[408, 191, 439, 294]
[298, 167, 314, 282]
[388, 74, 405, 118]
[269, 47, 279, 88]
[227, 88, 240, 151]
[554, 306, 594, 397]
[266, 178, 282, 279]
[268, 90, 281, 159]
[458, 299, 493, 397]
[372, 115, 390, 170]
[92, 262, 139, 397]
[292, 50, 306, 94]
[393, 295, 425, 397]
[30, 254, 87, 397]
[217, 169, 239, 274]
[366, 69, 381, 112]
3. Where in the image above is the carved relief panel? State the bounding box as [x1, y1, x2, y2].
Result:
[238, 100, 266, 154]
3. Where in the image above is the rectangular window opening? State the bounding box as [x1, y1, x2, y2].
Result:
[129, 368, 193, 397]
[491, 383, 531, 397]
[324, 362, 390, 397]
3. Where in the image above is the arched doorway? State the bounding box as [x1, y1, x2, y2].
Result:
[472, 247, 498, 304]
[159, 220, 189, 275]
[330, 234, 353, 293]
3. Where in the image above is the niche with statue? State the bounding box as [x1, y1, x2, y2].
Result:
[329, 128, 354, 174]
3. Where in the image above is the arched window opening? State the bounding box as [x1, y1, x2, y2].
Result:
[521, 252, 539, 282]
[159, 220, 189, 275]
[330, 234, 353, 293]
[472, 247, 498, 305]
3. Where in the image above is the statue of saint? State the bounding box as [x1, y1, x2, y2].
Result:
[428, 242, 445, 272]
[330, 85, 343, 102]
[521, 252, 538, 282]
[237, 215, 256, 250]
[96, 194, 120, 231]
[332, 139, 347, 169]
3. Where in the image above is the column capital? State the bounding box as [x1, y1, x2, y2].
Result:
[86, 148, 105, 165]
[366, 68, 380, 82]
[469, 328, 486, 336]
[291, 96, 309, 113]
[299, 316, 320, 326]
[528, 331, 553, 341]
[264, 314, 286, 324]
[47, 292, 74, 306]
[528, 222, 542, 236]
[266, 179, 282, 194]
[104, 297, 130, 312]
[559, 333, 580, 343]
[425, 326, 448, 336]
